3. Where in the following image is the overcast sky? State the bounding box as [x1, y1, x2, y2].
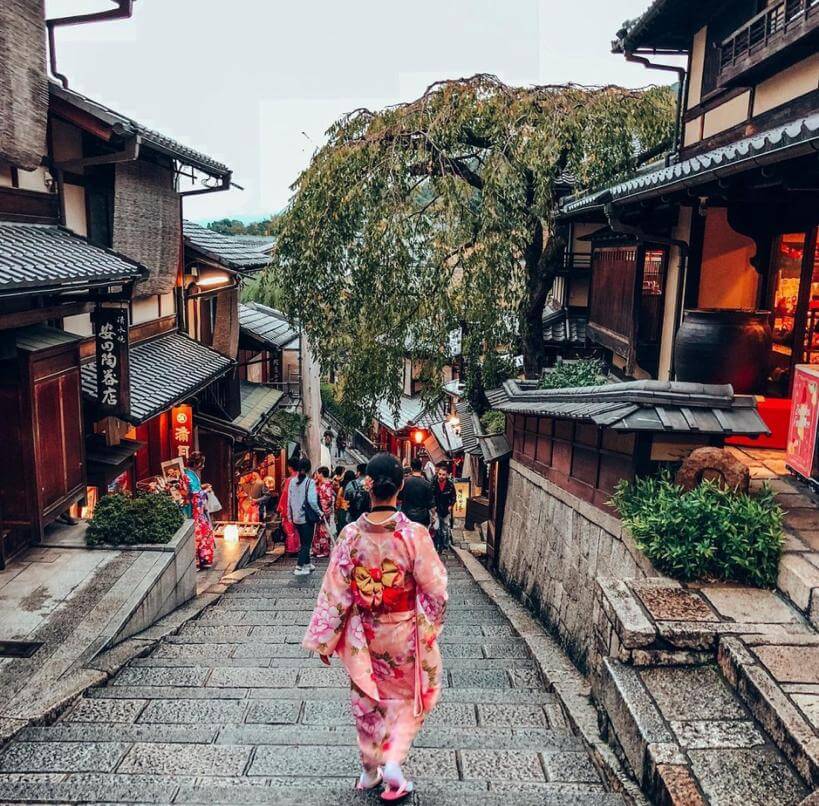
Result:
[47, 0, 676, 223]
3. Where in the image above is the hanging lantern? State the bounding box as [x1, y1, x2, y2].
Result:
[224, 523, 240, 544]
[412, 428, 426, 444]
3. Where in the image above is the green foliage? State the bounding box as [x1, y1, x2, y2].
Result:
[480, 410, 506, 436]
[269, 75, 675, 415]
[207, 216, 281, 237]
[86, 493, 183, 547]
[241, 273, 283, 309]
[611, 472, 784, 587]
[256, 410, 309, 453]
[541, 358, 605, 389]
[321, 382, 366, 432]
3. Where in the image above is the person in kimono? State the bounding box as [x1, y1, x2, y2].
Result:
[311, 465, 335, 558]
[183, 452, 215, 569]
[303, 453, 448, 802]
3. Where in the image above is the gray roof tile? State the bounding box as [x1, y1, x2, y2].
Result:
[562, 113, 819, 215]
[50, 83, 230, 178]
[488, 379, 768, 436]
[82, 331, 233, 424]
[239, 302, 299, 349]
[0, 223, 146, 292]
[233, 382, 285, 434]
[183, 221, 270, 271]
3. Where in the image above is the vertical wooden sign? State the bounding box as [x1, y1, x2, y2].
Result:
[93, 304, 130, 419]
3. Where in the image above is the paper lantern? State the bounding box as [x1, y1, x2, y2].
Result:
[224, 524, 240, 544]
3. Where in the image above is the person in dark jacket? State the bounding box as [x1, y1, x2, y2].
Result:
[344, 462, 371, 521]
[399, 458, 435, 527]
[432, 462, 457, 552]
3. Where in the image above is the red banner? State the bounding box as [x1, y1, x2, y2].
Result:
[171, 405, 193, 460]
[786, 366, 819, 479]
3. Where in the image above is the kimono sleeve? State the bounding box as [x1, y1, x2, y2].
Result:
[302, 534, 354, 656]
[411, 525, 448, 632]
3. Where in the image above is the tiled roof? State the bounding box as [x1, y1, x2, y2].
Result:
[613, 0, 713, 52]
[487, 379, 769, 436]
[82, 331, 233, 424]
[542, 308, 588, 346]
[431, 419, 463, 455]
[239, 302, 299, 349]
[561, 113, 819, 215]
[456, 400, 511, 463]
[231, 235, 277, 253]
[375, 396, 446, 433]
[233, 382, 285, 434]
[443, 379, 465, 398]
[183, 221, 270, 271]
[50, 83, 230, 178]
[0, 223, 146, 293]
[15, 325, 81, 352]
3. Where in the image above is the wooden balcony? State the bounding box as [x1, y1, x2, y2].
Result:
[719, 0, 819, 86]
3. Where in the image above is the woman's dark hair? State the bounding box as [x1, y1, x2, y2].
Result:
[187, 452, 205, 471]
[366, 452, 404, 501]
[333, 465, 344, 477]
[316, 466, 330, 478]
[410, 457, 422, 472]
[287, 456, 300, 472]
[297, 456, 311, 481]
[341, 469, 356, 487]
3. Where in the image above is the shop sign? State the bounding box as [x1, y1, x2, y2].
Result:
[171, 405, 193, 460]
[786, 366, 819, 479]
[93, 304, 129, 418]
[453, 478, 470, 519]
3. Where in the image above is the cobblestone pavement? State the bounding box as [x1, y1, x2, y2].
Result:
[0, 552, 624, 805]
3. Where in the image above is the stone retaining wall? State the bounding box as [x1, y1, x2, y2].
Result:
[497, 460, 656, 671]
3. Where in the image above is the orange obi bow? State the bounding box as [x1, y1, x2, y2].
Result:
[352, 560, 403, 607]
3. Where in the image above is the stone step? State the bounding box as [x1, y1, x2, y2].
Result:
[0, 773, 624, 805]
[599, 658, 810, 804]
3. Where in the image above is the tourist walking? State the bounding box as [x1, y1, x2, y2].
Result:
[398, 457, 434, 527]
[312, 466, 335, 558]
[303, 453, 448, 801]
[336, 469, 356, 530]
[432, 461, 457, 552]
[288, 457, 322, 576]
[345, 462, 371, 520]
[277, 456, 301, 555]
[183, 452, 215, 569]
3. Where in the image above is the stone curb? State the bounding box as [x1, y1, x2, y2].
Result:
[718, 636, 819, 790]
[454, 547, 648, 806]
[0, 545, 283, 753]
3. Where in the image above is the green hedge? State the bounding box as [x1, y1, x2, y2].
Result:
[86, 492, 184, 547]
[541, 358, 605, 390]
[611, 472, 783, 587]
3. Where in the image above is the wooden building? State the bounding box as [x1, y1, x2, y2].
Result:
[559, 0, 819, 445]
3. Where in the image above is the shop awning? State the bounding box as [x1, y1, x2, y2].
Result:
[561, 113, 819, 216]
[81, 331, 233, 425]
[85, 436, 144, 487]
[487, 379, 770, 436]
[234, 382, 285, 433]
[239, 302, 300, 349]
[183, 220, 270, 272]
[0, 222, 147, 295]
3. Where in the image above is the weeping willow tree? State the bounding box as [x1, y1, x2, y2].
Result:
[270, 75, 675, 416]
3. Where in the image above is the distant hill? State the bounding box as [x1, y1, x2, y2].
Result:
[204, 215, 281, 237]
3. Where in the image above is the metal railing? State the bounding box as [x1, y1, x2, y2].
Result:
[562, 252, 592, 273]
[720, 0, 819, 75]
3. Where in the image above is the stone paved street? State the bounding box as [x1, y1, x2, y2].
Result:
[0, 551, 622, 805]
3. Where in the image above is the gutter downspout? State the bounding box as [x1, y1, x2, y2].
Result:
[47, 1, 135, 89]
[604, 203, 689, 379]
[623, 51, 687, 156]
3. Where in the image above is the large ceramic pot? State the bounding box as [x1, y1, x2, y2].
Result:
[674, 309, 772, 394]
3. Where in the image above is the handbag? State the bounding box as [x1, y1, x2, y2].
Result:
[205, 491, 223, 514]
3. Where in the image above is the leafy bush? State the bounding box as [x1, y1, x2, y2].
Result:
[541, 358, 605, 390]
[480, 410, 506, 436]
[611, 472, 784, 587]
[86, 492, 183, 547]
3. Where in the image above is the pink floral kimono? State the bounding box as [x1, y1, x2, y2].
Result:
[303, 511, 448, 772]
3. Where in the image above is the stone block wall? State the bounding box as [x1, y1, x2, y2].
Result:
[497, 460, 655, 671]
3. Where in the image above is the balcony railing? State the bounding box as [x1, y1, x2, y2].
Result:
[720, 0, 819, 84]
[560, 251, 592, 274]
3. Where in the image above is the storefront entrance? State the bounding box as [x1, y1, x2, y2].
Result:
[768, 227, 819, 396]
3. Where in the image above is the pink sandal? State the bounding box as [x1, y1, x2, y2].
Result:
[356, 769, 383, 791]
[380, 780, 415, 802]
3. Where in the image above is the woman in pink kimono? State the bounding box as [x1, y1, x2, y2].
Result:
[303, 453, 448, 802]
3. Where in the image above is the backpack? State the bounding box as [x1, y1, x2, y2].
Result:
[349, 481, 371, 520]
